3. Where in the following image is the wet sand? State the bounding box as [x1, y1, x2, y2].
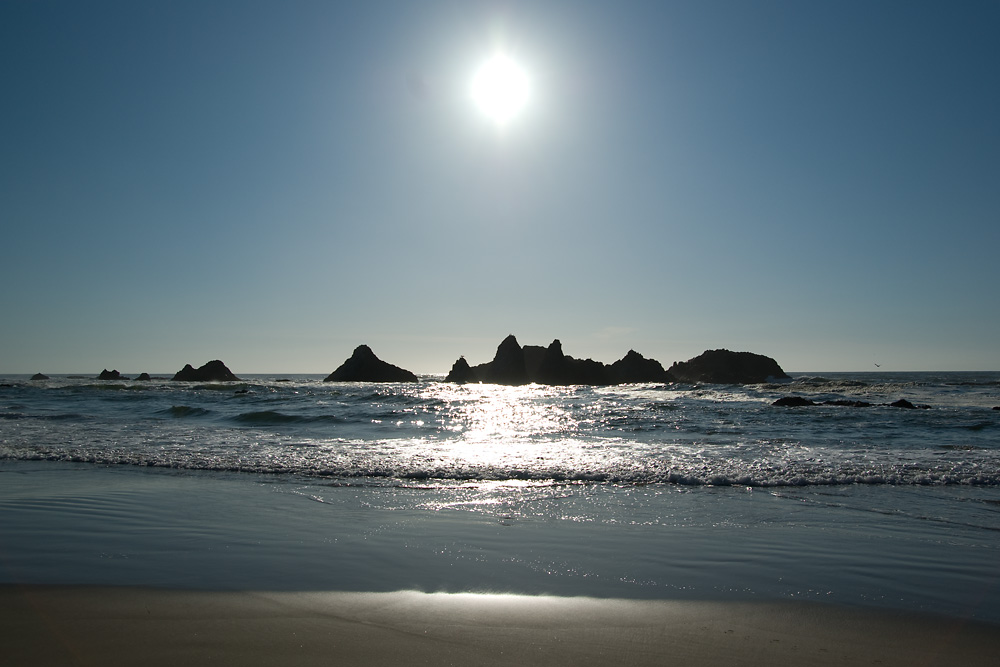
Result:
[3, 586, 998, 666]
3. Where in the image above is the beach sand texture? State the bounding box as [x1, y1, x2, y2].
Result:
[3, 586, 997, 666]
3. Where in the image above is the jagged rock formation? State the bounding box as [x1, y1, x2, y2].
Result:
[445, 356, 479, 384]
[172, 360, 240, 382]
[446, 335, 675, 386]
[472, 334, 531, 385]
[98, 369, 127, 380]
[324, 345, 418, 382]
[30, 373, 49, 380]
[536, 339, 609, 386]
[668, 349, 789, 384]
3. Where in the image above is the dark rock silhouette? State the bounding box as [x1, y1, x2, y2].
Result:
[772, 396, 816, 407]
[668, 349, 789, 384]
[890, 399, 931, 409]
[135, 373, 151, 381]
[471, 334, 530, 385]
[324, 345, 418, 382]
[445, 356, 479, 384]
[30, 373, 49, 380]
[774, 396, 928, 409]
[172, 360, 240, 382]
[98, 369, 127, 381]
[447, 336, 677, 386]
[608, 350, 674, 384]
[536, 339, 609, 386]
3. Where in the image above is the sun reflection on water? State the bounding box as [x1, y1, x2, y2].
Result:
[416, 383, 572, 441]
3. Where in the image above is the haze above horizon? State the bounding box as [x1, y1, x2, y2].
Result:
[2, 1, 998, 375]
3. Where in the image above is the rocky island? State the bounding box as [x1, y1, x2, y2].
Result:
[667, 349, 790, 384]
[172, 360, 240, 382]
[444, 335, 672, 386]
[325, 345, 418, 382]
[445, 335, 787, 386]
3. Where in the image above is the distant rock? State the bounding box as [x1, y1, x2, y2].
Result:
[472, 334, 530, 385]
[772, 396, 816, 407]
[445, 356, 479, 384]
[668, 349, 789, 384]
[172, 360, 240, 382]
[774, 396, 927, 409]
[608, 350, 674, 384]
[98, 369, 128, 381]
[135, 373, 151, 381]
[536, 339, 609, 386]
[446, 335, 675, 386]
[30, 373, 49, 380]
[324, 345, 418, 382]
[994, 406, 1000, 411]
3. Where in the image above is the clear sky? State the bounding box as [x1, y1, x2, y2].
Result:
[2, 0, 998, 375]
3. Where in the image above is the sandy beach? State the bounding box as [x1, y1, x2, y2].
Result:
[3, 586, 998, 666]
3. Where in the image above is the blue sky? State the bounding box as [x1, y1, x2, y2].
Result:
[2, 0, 998, 374]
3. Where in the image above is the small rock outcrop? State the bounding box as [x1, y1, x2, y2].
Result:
[772, 396, 816, 407]
[98, 369, 126, 380]
[889, 399, 931, 410]
[773, 396, 929, 409]
[136, 373, 152, 381]
[30, 373, 49, 380]
[172, 360, 240, 382]
[669, 349, 789, 384]
[445, 356, 479, 383]
[324, 345, 418, 382]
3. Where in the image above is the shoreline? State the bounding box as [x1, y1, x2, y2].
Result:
[4, 585, 999, 666]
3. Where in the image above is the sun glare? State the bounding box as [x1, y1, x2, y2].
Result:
[470, 54, 529, 126]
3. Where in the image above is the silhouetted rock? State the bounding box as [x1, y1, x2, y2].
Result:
[448, 335, 677, 386]
[324, 345, 418, 382]
[135, 373, 151, 381]
[98, 369, 127, 380]
[536, 339, 610, 385]
[472, 334, 529, 385]
[30, 373, 49, 380]
[774, 396, 928, 409]
[994, 406, 1000, 411]
[773, 396, 816, 407]
[668, 349, 789, 384]
[522, 344, 547, 380]
[445, 356, 479, 384]
[608, 350, 674, 384]
[889, 399, 930, 409]
[172, 360, 240, 382]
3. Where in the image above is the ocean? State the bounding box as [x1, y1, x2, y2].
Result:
[2, 372, 999, 623]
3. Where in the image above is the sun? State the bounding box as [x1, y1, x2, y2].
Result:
[470, 54, 530, 126]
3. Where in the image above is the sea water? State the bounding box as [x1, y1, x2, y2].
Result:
[1, 372, 998, 622]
